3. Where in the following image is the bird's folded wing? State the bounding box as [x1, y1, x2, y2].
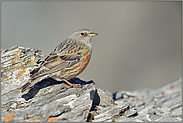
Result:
[31, 39, 83, 79]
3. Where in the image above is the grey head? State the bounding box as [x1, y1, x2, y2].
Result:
[68, 29, 98, 44]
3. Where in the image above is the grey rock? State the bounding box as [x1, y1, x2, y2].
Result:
[171, 107, 182, 116]
[1, 46, 95, 122]
[141, 114, 151, 122]
[135, 114, 147, 121]
[158, 117, 181, 122]
[169, 102, 182, 111]
[115, 116, 131, 122]
[135, 106, 144, 112]
[162, 95, 182, 109]
[125, 108, 137, 117]
[96, 88, 114, 106]
[10, 103, 17, 109]
[114, 100, 126, 106]
[149, 114, 162, 122]
[1, 46, 182, 122]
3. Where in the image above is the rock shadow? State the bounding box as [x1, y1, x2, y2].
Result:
[21, 77, 94, 101]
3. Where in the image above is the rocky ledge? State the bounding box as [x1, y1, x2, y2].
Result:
[1, 46, 182, 122]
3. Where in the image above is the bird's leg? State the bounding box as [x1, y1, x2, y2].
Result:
[61, 78, 81, 89]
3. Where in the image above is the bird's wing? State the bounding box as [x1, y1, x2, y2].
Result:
[31, 38, 84, 79]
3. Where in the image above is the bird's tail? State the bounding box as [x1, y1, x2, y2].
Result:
[19, 81, 32, 93]
[19, 75, 48, 93]
[19, 79, 37, 93]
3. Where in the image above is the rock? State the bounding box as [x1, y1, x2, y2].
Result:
[1, 46, 95, 122]
[1, 46, 182, 122]
[125, 108, 137, 117]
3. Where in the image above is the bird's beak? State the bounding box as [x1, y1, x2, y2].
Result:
[88, 32, 98, 37]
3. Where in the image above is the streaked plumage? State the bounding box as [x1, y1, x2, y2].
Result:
[19, 29, 98, 92]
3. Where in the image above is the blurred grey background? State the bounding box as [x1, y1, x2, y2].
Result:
[1, 1, 181, 93]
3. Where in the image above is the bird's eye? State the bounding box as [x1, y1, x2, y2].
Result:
[80, 33, 85, 36]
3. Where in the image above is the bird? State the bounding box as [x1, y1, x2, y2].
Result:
[19, 29, 98, 93]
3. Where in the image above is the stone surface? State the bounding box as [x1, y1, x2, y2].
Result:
[1, 46, 182, 122]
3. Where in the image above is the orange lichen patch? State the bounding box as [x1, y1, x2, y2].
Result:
[11, 113, 15, 116]
[4, 112, 15, 122]
[85, 110, 90, 117]
[48, 117, 57, 122]
[5, 113, 11, 122]
[85, 113, 89, 117]
[17, 73, 22, 77]
[31, 116, 39, 121]
[2, 51, 5, 53]
[1, 118, 5, 122]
